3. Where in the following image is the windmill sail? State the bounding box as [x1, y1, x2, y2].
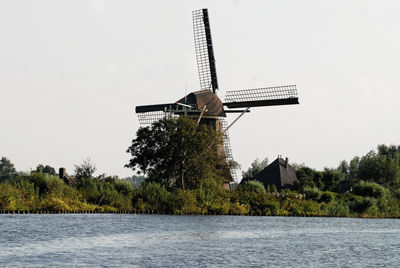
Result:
[222, 119, 238, 182]
[135, 103, 175, 125]
[224, 85, 299, 108]
[135, 103, 176, 113]
[193, 9, 219, 93]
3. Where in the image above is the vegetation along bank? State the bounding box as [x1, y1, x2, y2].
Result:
[1, 117, 400, 217]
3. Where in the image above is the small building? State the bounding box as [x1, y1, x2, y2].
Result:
[241, 157, 298, 192]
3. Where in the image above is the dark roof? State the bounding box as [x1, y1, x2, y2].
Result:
[177, 90, 225, 117]
[241, 157, 298, 191]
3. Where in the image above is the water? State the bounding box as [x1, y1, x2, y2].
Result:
[0, 215, 399, 267]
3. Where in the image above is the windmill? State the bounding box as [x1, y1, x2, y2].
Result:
[135, 9, 299, 184]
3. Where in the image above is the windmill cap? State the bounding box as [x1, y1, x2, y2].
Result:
[177, 90, 225, 117]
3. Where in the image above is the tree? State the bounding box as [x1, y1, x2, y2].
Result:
[358, 150, 400, 189]
[377, 144, 400, 157]
[321, 168, 343, 191]
[35, 164, 56, 175]
[242, 157, 269, 180]
[125, 116, 231, 190]
[348, 156, 360, 180]
[0, 157, 16, 176]
[123, 175, 145, 188]
[74, 158, 97, 179]
[338, 160, 349, 176]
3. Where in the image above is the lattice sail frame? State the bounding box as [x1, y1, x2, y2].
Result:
[137, 111, 166, 125]
[225, 85, 298, 103]
[137, 111, 182, 125]
[193, 9, 219, 93]
[222, 119, 238, 182]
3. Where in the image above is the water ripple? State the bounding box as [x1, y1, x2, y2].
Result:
[0, 215, 399, 267]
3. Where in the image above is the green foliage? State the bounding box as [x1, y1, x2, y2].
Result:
[195, 178, 231, 215]
[303, 187, 321, 201]
[0, 171, 399, 217]
[349, 196, 376, 214]
[319, 191, 334, 203]
[77, 177, 132, 210]
[126, 116, 231, 190]
[0, 157, 16, 182]
[35, 164, 56, 175]
[322, 199, 350, 217]
[265, 184, 278, 193]
[172, 189, 200, 214]
[123, 175, 145, 188]
[340, 145, 400, 190]
[321, 169, 343, 192]
[236, 181, 281, 215]
[239, 180, 266, 194]
[113, 179, 134, 195]
[352, 180, 388, 198]
[394, 190, 400, 200]
[134, 182, 172, 212]
[348, 156, 360, 180]
[2, 143, 400, 217]
[377, 144, 400, 157]
[74, 158, 97, 179]
[295, 167, 322, 190]
[0, 157, 16, 175]
[338, 160, 349, 175]
[296, 167, 343, 192]
[242, 157, 268, 180]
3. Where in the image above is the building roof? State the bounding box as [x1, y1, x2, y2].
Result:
[241, 157, 298, 191]
[177, 90, 225, 117]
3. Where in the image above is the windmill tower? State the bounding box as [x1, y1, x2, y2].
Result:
[135, 9, 299, 184]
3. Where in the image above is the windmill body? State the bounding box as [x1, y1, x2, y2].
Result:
[135, 8, 299, 184]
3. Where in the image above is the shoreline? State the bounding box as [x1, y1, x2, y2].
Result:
[1, 210, 398, 219]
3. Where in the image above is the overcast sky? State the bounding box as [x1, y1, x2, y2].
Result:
[1, 0, 399, 179]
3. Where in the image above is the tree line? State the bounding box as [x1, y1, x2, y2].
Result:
[1, 117, 399, 217]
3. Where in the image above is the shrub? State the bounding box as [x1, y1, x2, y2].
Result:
[323, 201, 350, 216]
[114, 180, 134, 196]
[394, 190, 400, 200]
[352, 181, 387, 198]
[172, 189, 200, 214]
[134, 182, 172, 213]
[303, 187, 321, 201]
[78, 178, 102, 204]
[195, 178, 231, 215]
[319, 191, 334, 203]
[350, 196, 376, 214]
[238, 180, 266, 194]
[229, 202, 249, 215]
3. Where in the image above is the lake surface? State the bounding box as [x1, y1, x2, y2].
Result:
[0, 215, 399, 267]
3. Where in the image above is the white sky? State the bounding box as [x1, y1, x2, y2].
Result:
[1, 0, 399, 178]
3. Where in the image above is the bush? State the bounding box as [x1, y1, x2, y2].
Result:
[394, 190, 400, 200]
[134, 182, 172, 213]
[303, 187, 321, 201]
[238, 180, 266, 194]
[114, 180, 134, 196]
[319, 191, 334, 203]
[172, 189, 200, 214]
[353, 181, 387, 198]
[322, 200, 350, 216]
[350, 196, 376, 214]
[195, 178, 231, 215]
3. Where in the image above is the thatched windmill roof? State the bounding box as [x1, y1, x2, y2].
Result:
[177, 90, 225, 117]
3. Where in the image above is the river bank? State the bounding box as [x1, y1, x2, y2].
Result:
[1, 174, 399, 218]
